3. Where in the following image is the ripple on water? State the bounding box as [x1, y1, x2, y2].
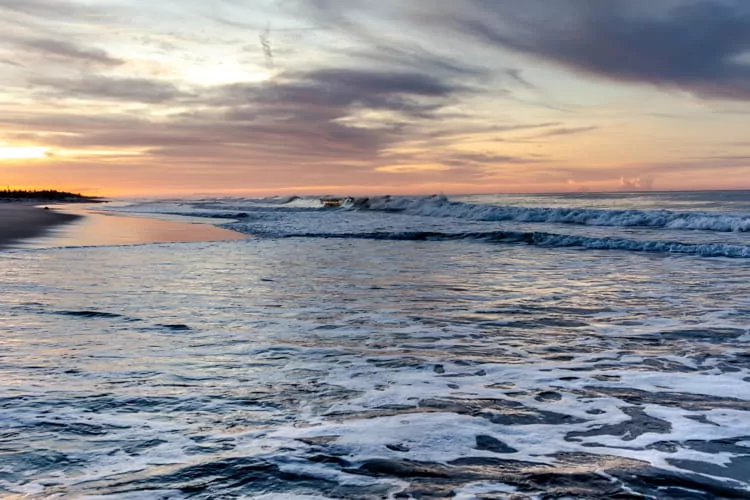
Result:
[0, 239, 749, 498]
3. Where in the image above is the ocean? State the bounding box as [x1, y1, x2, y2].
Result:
[1, 190, 749, 499]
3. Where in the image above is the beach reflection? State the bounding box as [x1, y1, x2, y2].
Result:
[19, 207, 248, 249]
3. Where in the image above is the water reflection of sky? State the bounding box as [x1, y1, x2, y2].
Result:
[18, 207, 247, 249]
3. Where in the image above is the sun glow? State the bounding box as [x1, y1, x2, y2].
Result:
[183, 64, 274, 85]
[0, 147, 49, 160]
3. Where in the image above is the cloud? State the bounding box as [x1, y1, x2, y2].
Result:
[213, 67, 466, 126]
[0, 58, 23, 67]
[31, 75, 186, 103]
[191, 67, 469, 164]
[0, 2, 123, 70]
[492, 122, 561, 133]
[21, 38, 122, 66]
[453, 0, 750, 101]
[292, 0, 492, 80]
[690, 154, 750, 161]
[442, 152, 541, 167]
[558, 154, 750, 189]
[3, 65, 470, 172]
[526, 125, 599, 139]
[6, 0, 748, 194]
[501, 68, 535, 89]
[0, 0, 94, 19]
[305, 68, 462, 97]
[620, 176, 655, 190]
[376, 164, 451, 173]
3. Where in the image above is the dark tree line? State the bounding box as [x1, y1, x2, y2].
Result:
[0, 189, 99, 201]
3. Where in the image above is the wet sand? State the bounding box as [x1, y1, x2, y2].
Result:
[0, 204, 248, 250]
[0, 203, 81, 249]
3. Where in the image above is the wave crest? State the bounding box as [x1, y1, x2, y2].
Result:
[277, 230, 750, 258]
[349, 195, 750, 232]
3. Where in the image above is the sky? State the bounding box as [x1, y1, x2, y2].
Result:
[1, 0, 750, 196]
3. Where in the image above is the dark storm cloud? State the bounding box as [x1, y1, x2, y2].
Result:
[32, 75, 186, 103]
[455, 0, 750, 100]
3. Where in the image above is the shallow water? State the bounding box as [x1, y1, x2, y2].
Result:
[13, 207, 247, 250]
[1, 230, 749, 498]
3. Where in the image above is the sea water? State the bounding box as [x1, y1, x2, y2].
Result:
[1, 191, 749, 499]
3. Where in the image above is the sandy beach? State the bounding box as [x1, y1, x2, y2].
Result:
[0, 203, 81, 249]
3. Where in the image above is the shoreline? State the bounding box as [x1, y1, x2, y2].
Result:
[0, 203, 82, 249]
[1, 203, 249, 250]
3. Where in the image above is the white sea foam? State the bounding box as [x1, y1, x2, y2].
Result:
[79, 492, 187, 500]
[452, 482, 521, 500]
[251, 495, 336, 500]
[254, 341, 750, 491]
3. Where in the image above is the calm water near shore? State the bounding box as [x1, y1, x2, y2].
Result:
[1, 191, 749, 499]
[13, 206, 248, 250]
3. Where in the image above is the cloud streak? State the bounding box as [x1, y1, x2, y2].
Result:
[31, 75, 185, 103]
[526, 126, 599, 139]
[0, 0, 96, 19]
[21, 38, 123, 66]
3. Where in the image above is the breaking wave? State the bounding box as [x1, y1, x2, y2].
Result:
[279, 229, 750, 258]
[349, 195, 750, 232]
[258, 195, 301, 204]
